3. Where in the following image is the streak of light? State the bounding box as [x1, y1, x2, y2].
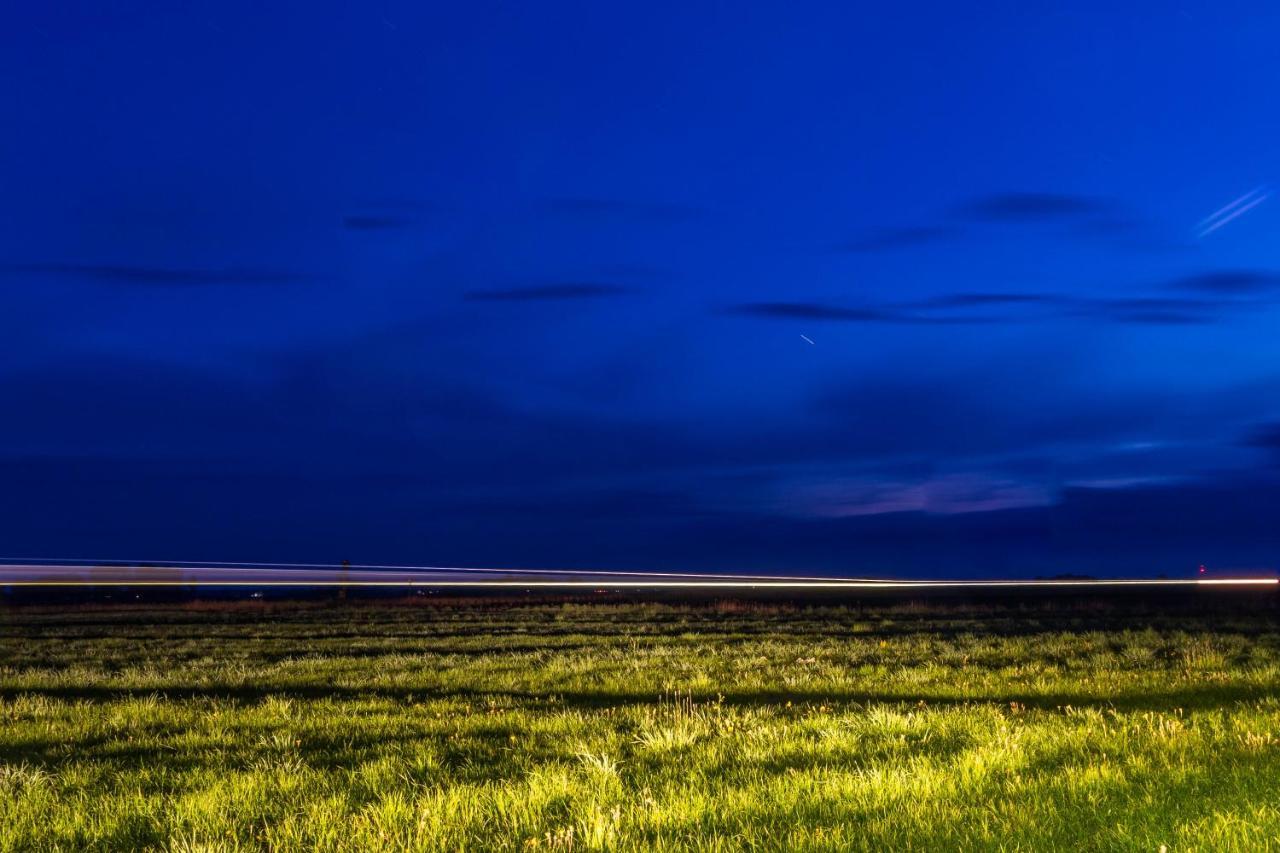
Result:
[0, 559, 884, 584]
[800, 334, 815, 345]
[1197, 185, 1271, 237]
[1, 577, 1275, 589]
[1198, 186, 1267, 227]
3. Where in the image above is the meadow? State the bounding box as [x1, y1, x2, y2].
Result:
[1, 597, 1279, 850]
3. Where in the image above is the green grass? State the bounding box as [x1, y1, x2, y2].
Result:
[2, 599, 1279, 850]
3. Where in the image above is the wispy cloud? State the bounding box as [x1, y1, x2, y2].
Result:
[789, 473, 1052, 518]
[724, 302, 906, 323]
[1070, 297, 1227, 325]
[726, 291, 1261, 327]
[837, 192, 1162, 254]
[725, 301, 1019, 325]
[1242, 423, 1280, 450]
[955, 192, 1114, 222]
[907, 293, 1060, 310]
[1168, 270, 1280, 294]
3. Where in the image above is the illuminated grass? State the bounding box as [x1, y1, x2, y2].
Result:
[1, 601, 1278, 850]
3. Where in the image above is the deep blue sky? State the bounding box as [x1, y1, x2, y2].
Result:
[3, 1, 1279, 576]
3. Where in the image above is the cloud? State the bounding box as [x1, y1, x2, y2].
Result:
[830, 194, 1150, 256]
[788, 473, 1052, 518]
[465, 283, 631, 302]
[3, 337, 1278, 576]
[6, 448, 1277, 577]
[1070, 216, 1193, 253]
[1242, 423, 1280, 450]
[935, 192, 1180, 250]
[909, 292, 1061, 309]
[724, 302, 902, 322]
[679, 473, 1280, 577]
[836, 225, 959, 252]
[914, 292, 1258, 326]
[727, 291, 1254, 327]
[726, 300, 1028, 324]
[1169, 270, 1280, 294]
[1071, 297, 1229, 325]
[955, 192, 1114, 222]
[0, 263, 313, 285]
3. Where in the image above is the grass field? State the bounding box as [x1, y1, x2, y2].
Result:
[2, 598, 1279, 850]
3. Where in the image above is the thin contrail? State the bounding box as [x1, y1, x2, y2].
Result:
[1197, 185, 1271, 237]
[1198, 186, 1267, 227]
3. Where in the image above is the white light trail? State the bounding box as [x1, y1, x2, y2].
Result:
[1198, 186, 1267, 227]
[0, 559, 885, 584]
[0, 574, 1274, 590]
[1197, 185, 1271, 237]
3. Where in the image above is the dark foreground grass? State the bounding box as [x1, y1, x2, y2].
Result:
[1, 598, 1279, 850]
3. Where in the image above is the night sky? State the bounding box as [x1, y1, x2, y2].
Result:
[3, 1, 1279, 577]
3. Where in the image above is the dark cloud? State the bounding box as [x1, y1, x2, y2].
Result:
[724, 302, 905, 322]
[956, 192, 1114, 222]
[1072, 297, 1228, 326]
[1071, 216, 1192, 253]
[841, 196, 1165, 253]
[563, 473, 1279, 578]
[725, 298, 1043, 325]
[943, 194, 1180, 251]
[342, 215, 416, 230]
[1169, 270, 1280, 294]
[541, 197, 701, 222]
[910, 293, 1061, 309]
[2, 338, 1277, 575]
[0, 263, 313, 285]
[1242, 423, 1280, 450]
[836, 225, 959, 252]
[465, 283, 631, 302]
[836, 197, 1144, 255]
[5, 448, 1277, 577]
[919, 293, 1253, 326]
[729, 292, 1249, 327]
